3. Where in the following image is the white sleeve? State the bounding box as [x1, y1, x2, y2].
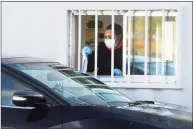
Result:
[81, 53, 88, 74]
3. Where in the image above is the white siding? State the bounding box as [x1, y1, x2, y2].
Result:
[2, 2, 68, 64]
[2, 2, 192, 108]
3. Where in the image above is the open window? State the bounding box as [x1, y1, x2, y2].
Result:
[67, 9, 179, 88]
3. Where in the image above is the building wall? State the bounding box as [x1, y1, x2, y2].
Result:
[2, 2, 192, 108]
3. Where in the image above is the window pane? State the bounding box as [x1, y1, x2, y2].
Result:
[92, 88, 132, 106]
[1, 72, 32, 106]
[73, 10, 176, 77]
[60, 70, 89, 77]
[127, 12, 176, 76]
[164, 15, 176, 76]
[148, 16, 162, 75]
[10, 64, 108, 106]
[130, 15, 145, 75]
[72, 77, 105, 85]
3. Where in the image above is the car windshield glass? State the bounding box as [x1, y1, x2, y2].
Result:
[72, 77, 105, 85]
[9, 63, 109, 106]
[92, 88, 132, 106]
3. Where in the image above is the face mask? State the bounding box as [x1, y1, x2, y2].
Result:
[104, 39, 116, 49]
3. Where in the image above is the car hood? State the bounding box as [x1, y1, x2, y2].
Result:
[118, 101, 192, 122]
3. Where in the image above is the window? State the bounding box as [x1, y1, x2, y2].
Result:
[67, 9, 179, 88]
[92, 88, 132, 107]
[10, 63, 109, 106]
[1, 71, 58, 107]
[1, 72, 33, 106]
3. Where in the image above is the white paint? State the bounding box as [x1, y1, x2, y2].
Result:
[94, 10, 98, 78]
[2, 2, 192, 108]
[2, 2, 68, 65]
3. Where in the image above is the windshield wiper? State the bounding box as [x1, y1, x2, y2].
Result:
[128, 102, 142, 106]
[108, 101, 144, 107]
[128, 101, 155, 106]
[135, 101, 154, 104]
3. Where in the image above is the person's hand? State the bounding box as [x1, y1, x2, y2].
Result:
[82, 46, 93, 56]
[114, 68, 122, 76]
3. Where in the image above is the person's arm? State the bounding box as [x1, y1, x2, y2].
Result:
[81, 41, 104, 74]
[81, 52, 88, 73]
[81, 40, 96, 73]
[81, 46, 94, 73]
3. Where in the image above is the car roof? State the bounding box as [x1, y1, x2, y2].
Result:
[1, 57, 59, 64]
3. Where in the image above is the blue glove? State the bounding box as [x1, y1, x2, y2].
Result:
[114, 68, 122, 76]
[82, 46, 93, 56]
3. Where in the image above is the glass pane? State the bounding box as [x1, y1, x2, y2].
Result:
[60, 70, 89, 77]
[130, 15, 145, 75]
[164, 14, 176, 76]
[92, 88, 132, 106]
[127, 11, 176, 76]
[9, 63, 108, 106]
[72, 77, 105, 85]
[148, 16, 162, 75]
[1, 72, 33, 106]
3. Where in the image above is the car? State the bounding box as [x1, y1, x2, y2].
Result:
[1, 57, 192, 129]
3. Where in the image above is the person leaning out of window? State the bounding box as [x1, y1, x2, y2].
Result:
[81, 23, 123, 76]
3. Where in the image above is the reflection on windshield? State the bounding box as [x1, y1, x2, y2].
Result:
[72, 77, 106, 85]
[92, 88, 132, 106]
[60, 70, 89, 77]
[9, 63, 109, 106]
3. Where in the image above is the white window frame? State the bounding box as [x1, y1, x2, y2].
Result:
[67, 9, 182, 89]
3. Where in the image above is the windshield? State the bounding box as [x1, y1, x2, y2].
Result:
[92, 88, 132, 107]
[9, 63, 109, 106]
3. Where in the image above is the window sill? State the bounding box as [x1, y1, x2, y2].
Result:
[104, 82, 182, 89]
[93, 75, 181, 89]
